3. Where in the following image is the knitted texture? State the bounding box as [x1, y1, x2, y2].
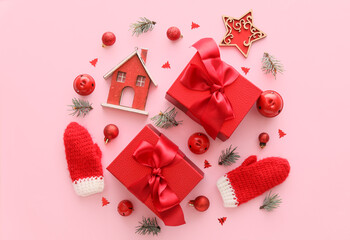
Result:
[217, 155, 290, 207]
[64, 122, 104, 197]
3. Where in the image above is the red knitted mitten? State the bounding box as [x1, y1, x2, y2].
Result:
[217, 155, 290, 207]
[64, 122, 104, 197]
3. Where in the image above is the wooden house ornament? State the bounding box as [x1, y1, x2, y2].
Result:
[102, 48, 157, 115]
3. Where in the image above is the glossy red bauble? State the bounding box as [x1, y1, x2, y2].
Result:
[256, 90, 284, 117]
[104, 124, 119, 144]
[258, 132, 270, 148]
[188, 132, 210, 154]
[117, 200, 133, 216]
[102, 32, 116, 47]
[189, 196, 210, 212]
[166, 27, 182, 41]
[73, 74, 95, 96]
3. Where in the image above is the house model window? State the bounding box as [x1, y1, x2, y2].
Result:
[136, 75, 146, 87]
[117, 72, 126, 83]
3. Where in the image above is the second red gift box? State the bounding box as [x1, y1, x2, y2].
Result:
[166, 38, 262, 141]
[107, 124, 204, 226]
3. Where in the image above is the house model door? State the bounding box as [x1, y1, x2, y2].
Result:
[119, 87, 135, 108]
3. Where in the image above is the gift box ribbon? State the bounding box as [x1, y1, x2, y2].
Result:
[128, 134, 185, 226]
[180, 38, 240, 139]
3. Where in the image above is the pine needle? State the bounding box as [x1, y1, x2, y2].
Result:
[260, 191, 282, 211]
[151, 107, 182, 129]
[135, 217, 161, 236]
[130, 17, 156, 36]
[261, 52, 284, 79]
[218, 145, 240, 166]
[68, 98, 93, 117]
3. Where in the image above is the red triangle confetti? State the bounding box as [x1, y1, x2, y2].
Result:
[218, 217, 227, 225]
[162, 61, 171, 69]
[278, 129, 286, 138]
[90, 58, 98, 67]
[191, 22, 200, 29]
[241, 67, 250, 75]
[204, 160, 212, 169]
[102, 197, 110, 206]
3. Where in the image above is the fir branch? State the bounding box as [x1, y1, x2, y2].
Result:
[130, 17, 156, 36]
[151, 107, 183, 129]
[68, 98, 93, 117]
[135, 217, 161, 236]
[261, 52, 284, 79]
[218, 145, 240, 166]
[260, 191, 282, 211]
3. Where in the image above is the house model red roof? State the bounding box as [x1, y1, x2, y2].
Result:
[102, 48, 157, 115]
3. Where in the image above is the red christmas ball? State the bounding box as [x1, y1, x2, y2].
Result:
[104, 124, 119, 144]
[189, 196, 210, 212]
[102, 32, 116, 47]
[166, 27, 182, 41]
[258, 132, 270, 148]
[188, 132, 210, 154]
[73, 74, 95, 96]
[117, 200, 133, 216]
[256, 90, 284, 117]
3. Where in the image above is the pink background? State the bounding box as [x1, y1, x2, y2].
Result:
[1, 0, 350, 239]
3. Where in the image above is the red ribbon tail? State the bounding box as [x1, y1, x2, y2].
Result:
[159, 204, 185, 226]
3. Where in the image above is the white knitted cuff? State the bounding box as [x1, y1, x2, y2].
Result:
[216, 175, 239, 208]
[73, 176, 104, 197]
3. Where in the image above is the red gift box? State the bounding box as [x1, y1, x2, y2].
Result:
[107, 124, 204, 226]
[166, 38, 262, 141]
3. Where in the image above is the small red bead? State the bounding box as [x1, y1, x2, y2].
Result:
[166, 26, 182, 41]
[104, 124, 119, 144]
[259, 132, 270, 148]
[188, 133, 210, 154]
[117, 200, 133, 216]
[102, 32, 116, 46]
[189, 196, 210, 212]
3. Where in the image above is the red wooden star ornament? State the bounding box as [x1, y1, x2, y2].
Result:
[220, 11, 267, 58]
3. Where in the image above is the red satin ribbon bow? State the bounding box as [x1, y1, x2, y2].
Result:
[180, 38, 240, 139]
[128, 134, 185, 226]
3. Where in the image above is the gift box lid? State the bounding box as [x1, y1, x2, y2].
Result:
[166, 51, 262, 141]
[107, 124, 204, 222]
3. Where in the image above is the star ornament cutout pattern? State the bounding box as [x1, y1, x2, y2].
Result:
[220, 11, 267, 58]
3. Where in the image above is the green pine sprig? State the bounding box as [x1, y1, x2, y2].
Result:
[259, 191, 282, 211]
[135, 217, 161, 236]
[130, 17, 156, 36]
[68, 98, 93, 117]
[218, 145, 240, 166]
[151, 107, 182, 129]
[261, 52, 284, 79]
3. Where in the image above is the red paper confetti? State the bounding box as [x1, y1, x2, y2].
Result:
[162, 61, 171, 69]
[241, 67, 250, 75]
[90, 58, 98, 67]
[204, 160, 212, 169]
[102, 197, 110, 206]
[218, 217, 227, 225]
[191, 22, 200, 29]
[278, 129, 286, 138]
